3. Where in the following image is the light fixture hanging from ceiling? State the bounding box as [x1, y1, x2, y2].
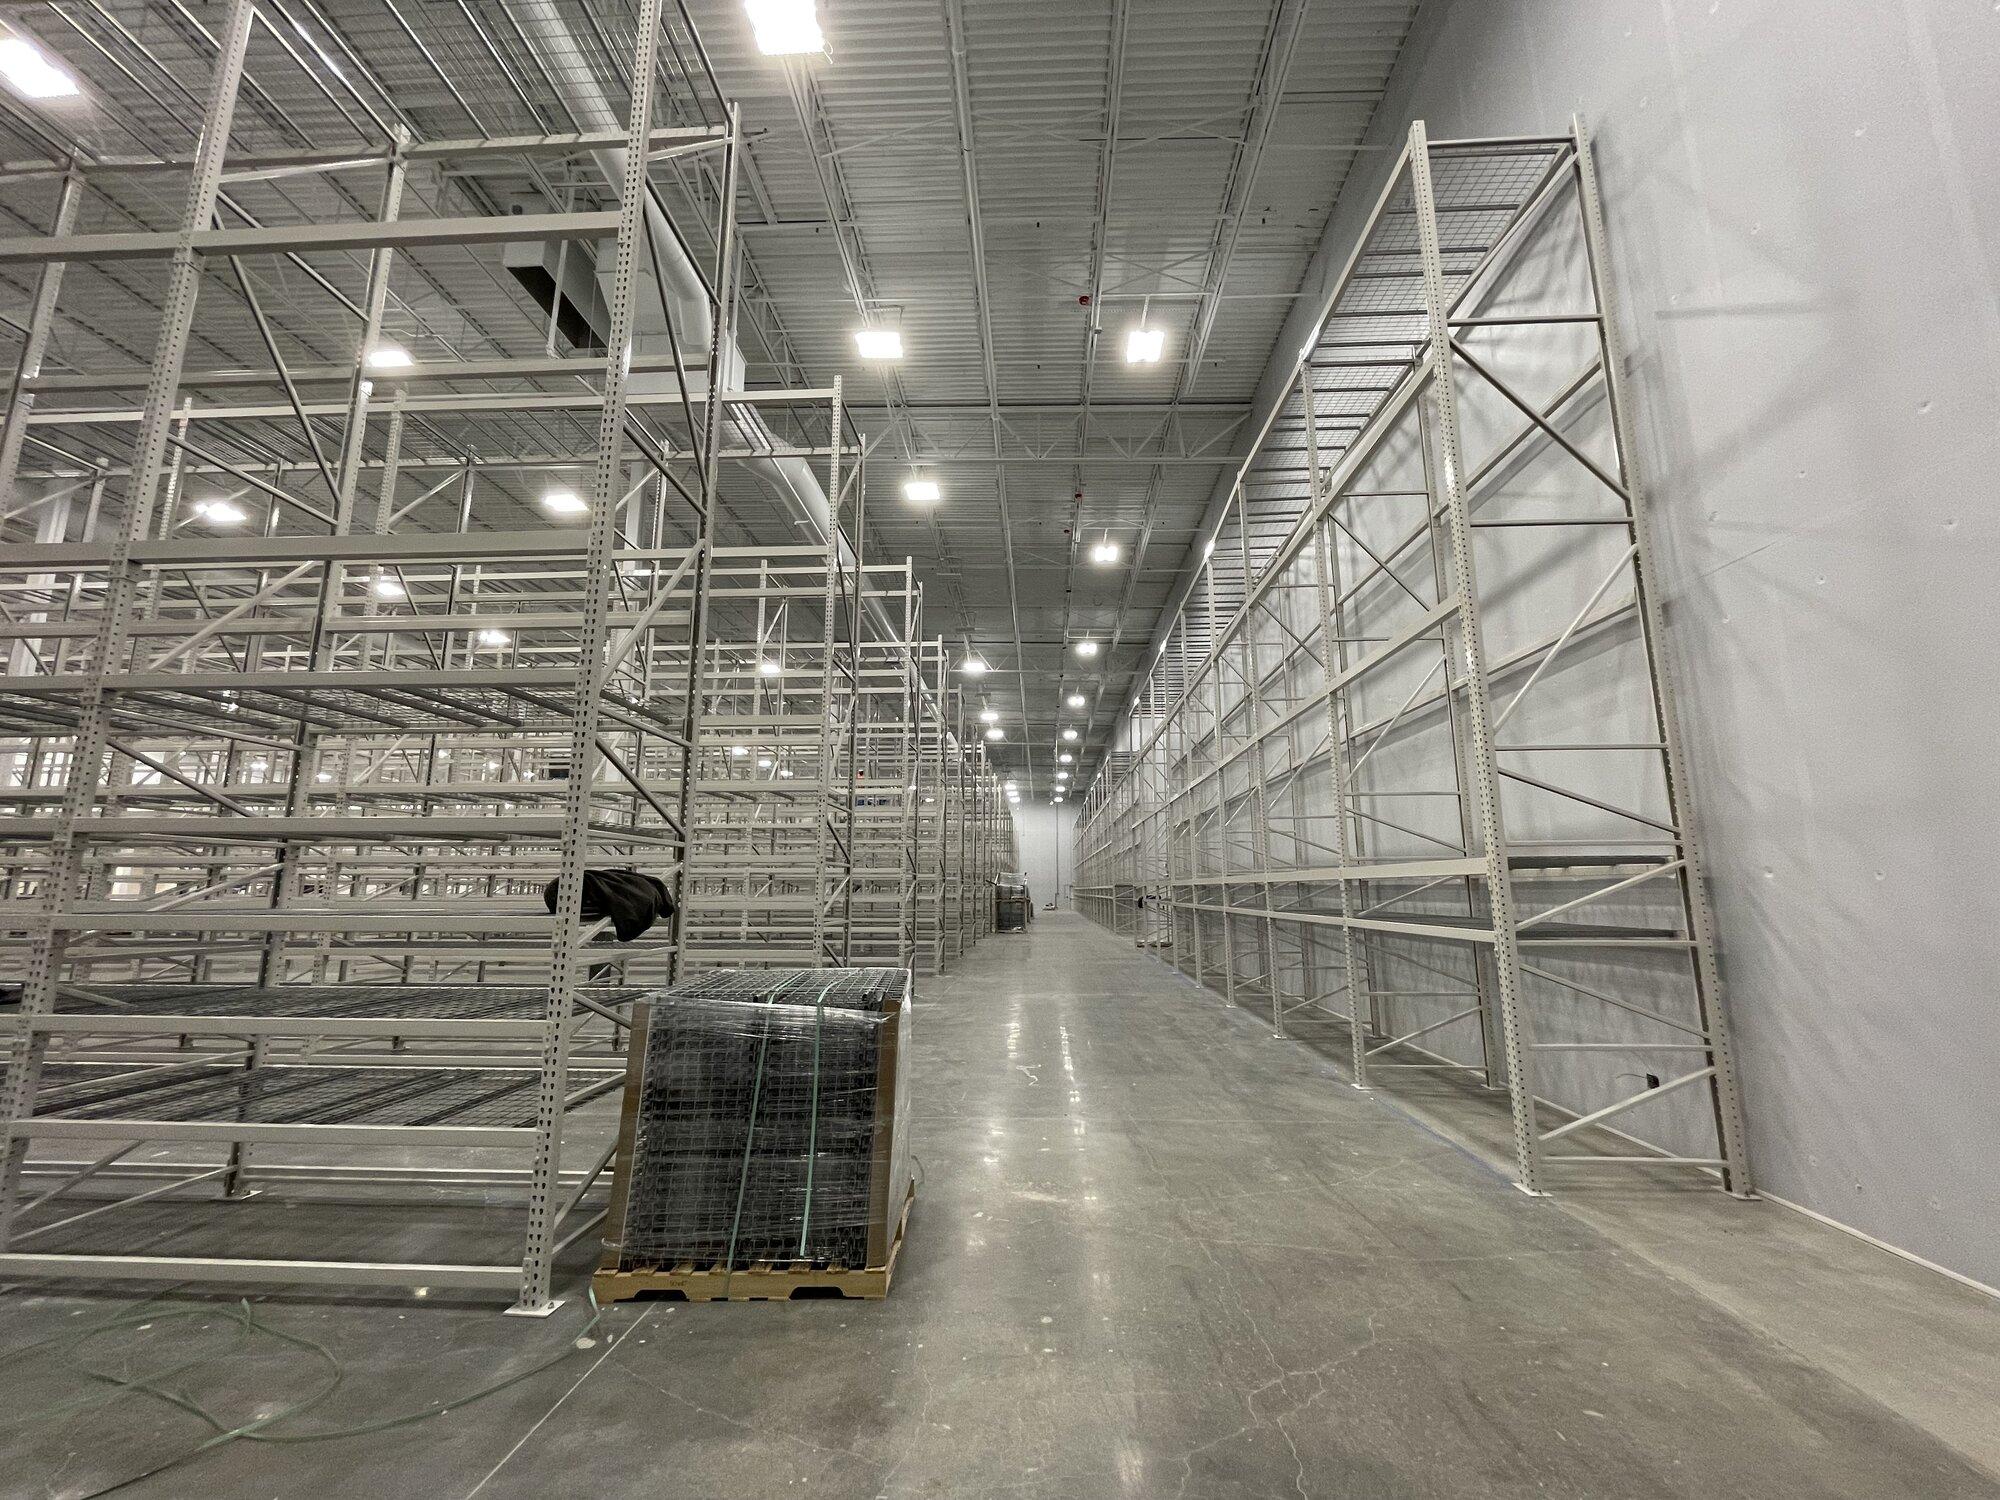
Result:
[0, 35, 79, 98]
[1124, 298, 1164, 365]
[853, 326, 904, 360]
[744, 0, 824, 56]
[192, 498, 246, 527]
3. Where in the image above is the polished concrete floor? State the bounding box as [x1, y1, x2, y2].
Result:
[4, 912, 1998, 1499]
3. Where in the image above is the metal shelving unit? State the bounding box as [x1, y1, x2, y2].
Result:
[1076, 119, 1751, 1199]
[1073, 668, 1172, 952]
[908, 640, 955, 974]
[0, 0, 1009, 1309]
[0, 0, 737, 1311]
[678, 537, 913, 973]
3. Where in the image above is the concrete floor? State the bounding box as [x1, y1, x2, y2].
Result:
[4, 911, 1998, 1499]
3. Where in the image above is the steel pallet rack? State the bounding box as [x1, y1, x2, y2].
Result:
[907, 639, 953, 973]
[949, 688, 1009, 952]
[977, 761, 1014, 933]
[1073, 670, 1172, 951]
[941, 686, 975, 959]
[1075, 119, 1751, 1198]
[844, 600, 922, 970]
[0, 0, 877, 1310]
[676, 533, 911, 972]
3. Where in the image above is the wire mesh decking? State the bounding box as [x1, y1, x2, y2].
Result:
[1076, 121, 1750, 1200]
[598, 966, 912, 1282]
[34, 1060, 618, 1130]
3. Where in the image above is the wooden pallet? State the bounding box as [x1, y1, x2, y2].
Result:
[592, 1184, 914, 1305]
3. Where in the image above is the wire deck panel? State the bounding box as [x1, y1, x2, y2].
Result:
[34, 1061, 612, 1129]
[37, 982, 646, 1021]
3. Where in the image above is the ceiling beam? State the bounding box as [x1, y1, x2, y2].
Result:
[1058, 0, 1131, 757]
[941, 0, 1033, 791]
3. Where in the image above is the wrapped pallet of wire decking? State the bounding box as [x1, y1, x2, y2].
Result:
[592, 968, 915, 1303]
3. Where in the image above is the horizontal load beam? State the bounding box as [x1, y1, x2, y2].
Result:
[7, 533, 697, 568]
[0, 126, 727, 181]
[0, 1253, 526, 1288]
[12, 910, 654, 934]
[21, 352, 708, 393]
[8, 1120, 531, 1146]
[0, 211, 619, 266]
[14, 1015, 590, 1039]
[49, 814, 659, 840]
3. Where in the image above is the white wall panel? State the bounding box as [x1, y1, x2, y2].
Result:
[1311, 0, 2000, 1285]
[1012, 802, 1079, 908]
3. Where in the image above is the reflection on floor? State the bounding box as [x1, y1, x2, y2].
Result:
[2, 911, 1996, 1499]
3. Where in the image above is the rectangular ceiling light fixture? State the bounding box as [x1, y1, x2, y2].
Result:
[1124, 327, 1164, 364]
[541, 489, 588, 516]
[0, 36, 80, 99]
[903, 478, 941, 503]
[745, 0, 824, 55]
[192, 499, 246, 527]
[854, 327, 904, 360]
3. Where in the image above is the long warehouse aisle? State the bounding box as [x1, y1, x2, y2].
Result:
[5, 913, 1996, 1499]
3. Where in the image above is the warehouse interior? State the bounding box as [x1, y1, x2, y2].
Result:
[1, 0, 1995, 1496]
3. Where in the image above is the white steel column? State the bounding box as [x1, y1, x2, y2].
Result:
[1407, 121, 1542, 1193]
[1301, 376, 1370, 1086]
[517, 0, 677, 1312]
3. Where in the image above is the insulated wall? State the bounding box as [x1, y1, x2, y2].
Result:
[1011, 802, 1077, 909]
[1248, 0, 2000, 1287]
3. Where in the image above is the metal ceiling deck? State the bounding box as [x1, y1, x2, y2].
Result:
[0, 0, 1422, 792]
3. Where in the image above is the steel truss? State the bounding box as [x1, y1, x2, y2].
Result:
[0, 0, 1006, 1310]
[1076, 120, 1750, 1199]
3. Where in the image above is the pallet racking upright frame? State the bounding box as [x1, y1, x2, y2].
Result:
[1075, 119, 1751, 1199]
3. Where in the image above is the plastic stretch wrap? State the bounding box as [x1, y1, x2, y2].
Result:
[603, 968, 912, 1273]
